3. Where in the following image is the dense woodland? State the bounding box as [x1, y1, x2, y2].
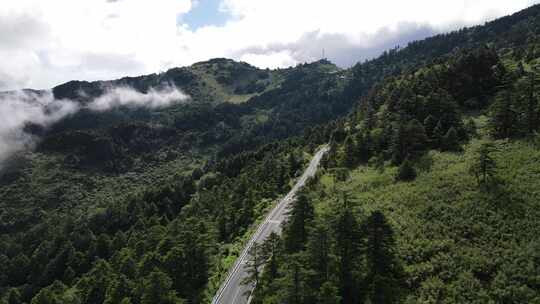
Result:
[2, 4, 540, 304]
[248, 5, 540, 304]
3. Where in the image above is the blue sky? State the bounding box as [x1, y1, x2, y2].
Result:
[179, 0, 230, 30]
[0, 0, 538, 90]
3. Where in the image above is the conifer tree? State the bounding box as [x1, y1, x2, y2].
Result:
[242, 242, 265, 293]
[318, 281, 342, 304]
[469, 142, 498, 188]
[104, 275, 132, 304]
[432, 120, 445, 148]
[514, 71, 540, 135]
[406, 119, 428, 154]
[465, 118, 477, 138]
[442, 127, 461, 151]
[343, 136, 357, 168]
[391, 124, 407, 165]
[364, 211, 404, 304]
[396, 157, 417, 182]
[261, 232, 282, 283]
[141, 270, 183, 304]
[525, 70, 540, 133]
[284, 194, 314, 253]
[288, 151, 302, 177]
[7, 288, 22, 304]
[334, 198, 362, 304]
[423, 114, 438, 138]
[306, 221, 331, 287]
[280, 256, 306, 304]
[489, 90, 518, 138]
[356, 132, 372, 163]
[119, 298, 132, 304]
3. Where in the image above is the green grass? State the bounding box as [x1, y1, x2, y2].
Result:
[313, 136, 540, 302]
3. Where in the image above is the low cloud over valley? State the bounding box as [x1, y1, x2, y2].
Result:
[0, 85, 189, 167]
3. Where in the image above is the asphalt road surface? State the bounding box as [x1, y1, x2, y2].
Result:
[211, 145, 329, 304]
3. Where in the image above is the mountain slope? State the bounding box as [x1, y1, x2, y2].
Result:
[2, 4, 540, 304]
[248, 5, 540, 304]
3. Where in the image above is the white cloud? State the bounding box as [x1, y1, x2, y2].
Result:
[239, 51, 297, 69]
[88, 85, 190, 111]
[0, 85, 189, 166]
[0, 90, 78, 165]
[0, 0, 538, 90]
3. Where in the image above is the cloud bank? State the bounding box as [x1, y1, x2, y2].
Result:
[0, 85, 189, 166]
[0, 90, 77, 166]
[88, 85, 189, 111]
[0, 0, 538, 90]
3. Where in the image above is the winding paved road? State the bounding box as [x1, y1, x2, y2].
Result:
[211, 145, 329, 304]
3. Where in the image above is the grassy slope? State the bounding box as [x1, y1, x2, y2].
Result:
[189, 59, 282, 104]
[314, 117, 540, 302]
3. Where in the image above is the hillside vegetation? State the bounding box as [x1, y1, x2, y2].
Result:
[249, 124, 540, 303]
[2, 4, 540, 304]
[247, 4, 540, 304]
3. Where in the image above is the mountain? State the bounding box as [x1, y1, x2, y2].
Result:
[2, 4, 540, 304]
[0, 58, 344, 231]
[52, 58, 278, 105]
[249, 5, 540, 304]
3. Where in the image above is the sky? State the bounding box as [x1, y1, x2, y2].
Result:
[0, 0, 539, 91]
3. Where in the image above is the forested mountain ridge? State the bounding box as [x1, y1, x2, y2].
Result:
[0, 57, 348, 303]
[2, 3, 540, 304]
[247, 4, 540, 304]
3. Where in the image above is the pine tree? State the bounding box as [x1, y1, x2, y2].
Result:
[116, 248, 137, 279]
[261, 232, 281, 283]
[334, 198, 362, 304]
[525, 70, 540, 133]
[31, 288, 55, 304]
[141, 270, 183, 304]
[343, 136, 357, 168]
[364, 211, 404, 304]
[432, 120, 445, 149]
[276, 163, 288, 193]
[356, 132, 372, 163]
[63, 266, 76, 285]
[390, 124, 407, 165]
[7, 288, 22, 304]
[391, 119, 428, 164]
[489, 90, 518, 138]
[163, 221, 209, 300]
[442, 127, 461, 151]
[396, 158, 416, 182]
[514, 71, 540, 135]
[325, 140, 339, 168]
[119, 298, 132, 304]
[242, 242, 265, 294]
[104, 275, 132, 304]
[465, 118, 477, 138]
[364, 101, 377, 131]
[406, 119, 428, 155]
[288, 151, 301, 177]
[279, 254, 309, 304]
[317, 281, 342, 304]
[284, 194, 314, 253]
[423, 114, 438, 138]
[95, 234, 111, 259]
[306, 221, 331, 287]
[469, 142, 498, 188]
